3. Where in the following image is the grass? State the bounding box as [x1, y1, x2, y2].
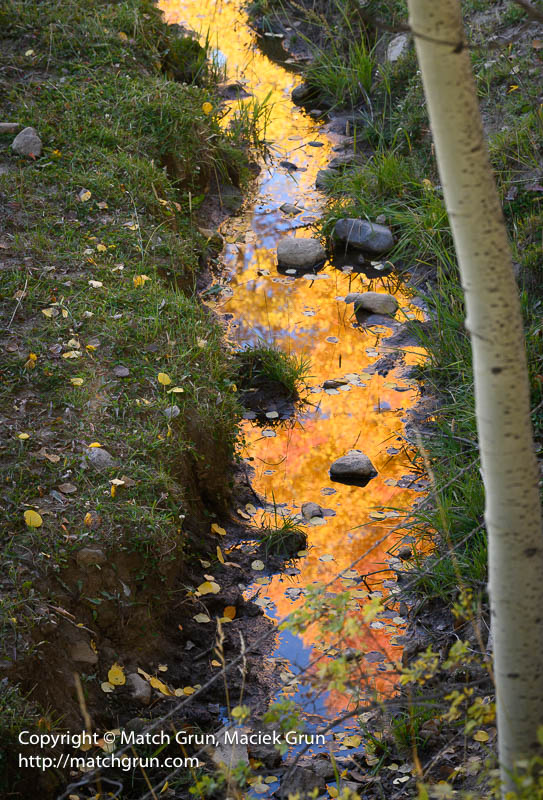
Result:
[234, 342, 310, 400]
[260, 515, 308, 557]
[0, 0, 263, 790]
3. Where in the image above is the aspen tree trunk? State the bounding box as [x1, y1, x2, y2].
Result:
[406, 0, 543, 792]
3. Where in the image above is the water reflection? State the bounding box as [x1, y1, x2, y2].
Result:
[161, 0, 426, 725]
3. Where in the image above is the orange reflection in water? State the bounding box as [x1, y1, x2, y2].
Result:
[160, 0, 427, 716]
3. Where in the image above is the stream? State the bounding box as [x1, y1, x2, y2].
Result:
[160, 0, 426, 755]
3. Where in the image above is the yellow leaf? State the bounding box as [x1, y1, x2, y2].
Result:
[202, 101, 213, 115]
[182, 686, 195, 695]
[137, 668, 152, 680]
[24, 509, 43, 528]
[42, 307, 57, 318]
[473, 730, 489, 742]
[62, 350, 81, 359]
[96, 244, 107, 252]
[223, 606, 236, 620]
[160, 781, 169, 795]
[197, 580, 220, 595]
[157, 372, 172, 386]
[211, 523, 226, 536]
[211, 660, 221, 667]
[342, 735, 362, 748]
[108, 663, 126, 686]
[78, 189, 92, 203]
[194, 613, 211, 624]
[118, 31, 128, 41]
[158, 664, 168, 672]
[110, 485, 116, 498]
[88, 280, 103, 288]
[101, 681, 115, 693]
[70, 378, 84, 386]
[328, 787, 339, 798]
[216, 546, 225, 564]
[245, 503, 257, 515]
[133, 274, 151, 288]
[149, 677, 173, 696]
[88, 442, 102, 448]
[90, 639, 98, 653]
[251, 560, 265, 571]
[17, 433, 30, 440]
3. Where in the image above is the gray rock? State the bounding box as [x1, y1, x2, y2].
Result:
[291, 83, 316, 106]
[163, 405, 180, 421]
[280, 765, 326, 798]
[70, 640, 98, 665]
[387, 33, 411, 63]
[211, 726, 249, 770]
[280, 203, 303, 215]
[113, 365, 130, 378]
[333, 218, 394, 254]
[323, 379, 349, 389]
[345, 291, 398, 316]
[328, 152, 361, 170]
[76, 547, 107, 567]
[330, 450, 377, 486]
[315, 168, 338, 190]
[127, 673, 152, 706]
[277, 237, 326, 269]
[301, 502, 323, 520]
[11, 126, 42, 158]
[85, 447, 116, 471]
[0, 123, 21, 134]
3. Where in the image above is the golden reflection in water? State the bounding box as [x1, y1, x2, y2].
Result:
[160, 0, 427, 712]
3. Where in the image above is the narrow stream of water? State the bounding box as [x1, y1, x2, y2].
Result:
[161, 0, 426, 745]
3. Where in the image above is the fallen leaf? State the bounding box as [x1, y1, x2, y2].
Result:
[88, 280, 103, 288]
[223, 606, 236, 620]
[197, 580, 220, 595]
[17, 433, 30, 440]
[108, 663, 126, 686]
[157, 372, 171, 386]
[251, 560, 265, 571]
[70, 377, 84, 386]
[473, 730, 489, 742]
[167, 387, 184, 394]
[58, 483, 77, 494]
[202, 101, 213, 115]
[133, 274, 151, 288]
[216, 546, 225, 564]
[211, 523, 226, 536]
[158, 664, 168, 672]
[101, 681, 114, 693]
[78, 189, 91, 202]
[62, 350, 82, 359]
[194, 613, 211, 624]
[24, 509, 42, 528]
[149, 676, 173, 696]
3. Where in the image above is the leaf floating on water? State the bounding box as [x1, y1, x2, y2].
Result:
[245, 503, 257, 515]
[251, 560, 265, 571]
[369, 511, 386, 520]
[24, 509, 43, 528]
[319, 554, 333, 562]
[325, 336, 339, 344]
[108, 663, 126, 686]
[237, 508, 251, 519]
[261, 430, 275, 438]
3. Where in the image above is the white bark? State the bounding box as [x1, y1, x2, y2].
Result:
[406, 0, 543, 792]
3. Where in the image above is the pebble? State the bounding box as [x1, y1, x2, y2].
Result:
[11, 126, 42, 158]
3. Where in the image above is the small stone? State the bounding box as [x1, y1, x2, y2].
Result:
[0, 122, 21, 134]
[323, 379, 349, 389]
[163, 405, 180, 421]
[70, 640, 98, 665]
[330, 450, 377, 486]
[315, 168, 338, 190]
[76, 547, 107, 567]
[301, 502, 323, 520]
[11, 127, 42, 158]
[113, 365, 130, 378]
[333, 218, 394, 254]
[376, 214, 387, 225]
[345, 291, 398, 316]
[86, 447, 116, 471]
[280, 765, 326, 798]
[397, 546, 412, 561]
[280, 203, 303, 215]
[280, 160, 298, 171]
[291, 82, 317, 106]
[127, 673, 152, 706]
[277, 237, 326, 270]
[387, 33, 411, 64]
[212, 726, 249, 768]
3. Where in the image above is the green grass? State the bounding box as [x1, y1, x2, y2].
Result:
[0, 0, 258, 789]
[260, 515, 308, 557]
[234, 342, 310, 400]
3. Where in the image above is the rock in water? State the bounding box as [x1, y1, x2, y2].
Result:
[301, 502, 323, 519]
[330, 451, 377, 486]
[11, 126, 42, 158]
[277, 237, 326, 270]
[333, 218, 394, 254]
[345, 291, 398, 316]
